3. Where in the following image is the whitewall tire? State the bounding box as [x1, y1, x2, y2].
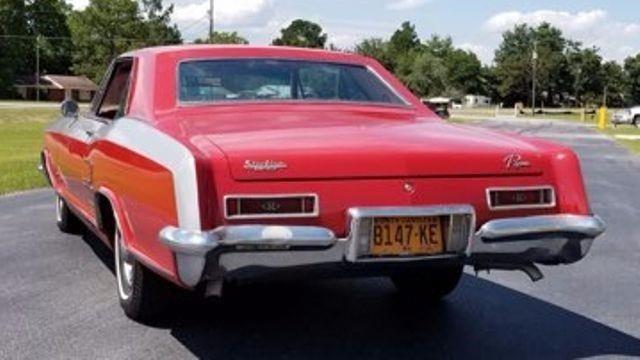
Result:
[113, 214, 171, 321]
[55, 194, 82, 233]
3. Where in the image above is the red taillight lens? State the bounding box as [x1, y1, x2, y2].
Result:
[225, 195, 317, 219]
[488, 187, 555, 210]
[226, 198, 240, 217]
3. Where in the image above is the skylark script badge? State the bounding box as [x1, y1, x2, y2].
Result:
[244, 160, 288, 172]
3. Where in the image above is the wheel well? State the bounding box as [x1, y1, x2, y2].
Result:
[95, 194, 116, 245]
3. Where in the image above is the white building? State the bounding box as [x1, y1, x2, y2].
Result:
[464, 94, 491, 108]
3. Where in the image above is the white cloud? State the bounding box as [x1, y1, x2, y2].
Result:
[324, 20, 398, 49]
[67, 0, 89, 10]
[458, 43, 493, 64]
[386, 0, 429, 11]
[172, 0, 276, 41]
[482, 9, 640, 62]
[484, 9, 606, 33]
[173, 0, 274, 26]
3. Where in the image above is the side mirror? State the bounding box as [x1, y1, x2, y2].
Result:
[60, 99, 79, 118]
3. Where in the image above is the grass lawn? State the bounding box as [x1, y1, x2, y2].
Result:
[448, 112, 640, 155]
[599, 125, 640, 154]
[0, 107, 58, 195]
[449, 107, 620, 123]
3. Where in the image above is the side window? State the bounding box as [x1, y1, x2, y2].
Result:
[96, 59, 133, 120]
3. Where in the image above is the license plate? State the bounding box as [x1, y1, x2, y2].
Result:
[370, 216, 444, 256]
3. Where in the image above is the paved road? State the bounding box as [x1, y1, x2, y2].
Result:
[1, 118, 640, 359]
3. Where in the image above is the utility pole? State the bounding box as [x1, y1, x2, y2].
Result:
[35, 34, 40, 102]
[531, 40, 537, 117]
[208, 0, 214, 42]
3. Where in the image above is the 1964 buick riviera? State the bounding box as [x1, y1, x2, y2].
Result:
[42, 45, 605, 320]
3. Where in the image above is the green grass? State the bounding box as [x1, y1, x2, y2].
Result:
[0, 107, 58, 194]
[599, 125, 640, 154]
[449, 108, 640, 155]
[449, 107, 620, 123]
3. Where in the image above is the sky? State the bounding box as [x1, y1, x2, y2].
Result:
[65, 0, 640, 64]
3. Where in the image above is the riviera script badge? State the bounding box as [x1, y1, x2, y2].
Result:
[244, 160, 288, 172]
[503, 153, 531, 170]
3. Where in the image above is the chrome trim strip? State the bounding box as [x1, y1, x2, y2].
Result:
[476, 214, 606, 240]
[223, 193, 319, 220]
[365, 65, 411, 106]
[485, 185, 556, 211]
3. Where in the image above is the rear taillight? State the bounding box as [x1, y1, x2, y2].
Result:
[224, 194, 318, 219]
[487, 186, 555, 210]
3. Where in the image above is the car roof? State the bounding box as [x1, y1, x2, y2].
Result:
[121, 45, 373, 65]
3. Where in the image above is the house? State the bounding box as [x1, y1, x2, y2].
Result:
[464, 94, 491, 108]
[14, 75, 98, 102]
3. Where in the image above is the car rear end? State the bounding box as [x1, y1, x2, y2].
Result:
[157, 49, 605, 293]
[160, 123, 604, 290]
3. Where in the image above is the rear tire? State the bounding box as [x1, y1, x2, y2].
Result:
[114, 214, 171, 321]
[55, 194, 82, 233]
[633, 115, 639, 127]
[391, 265, 463, 302]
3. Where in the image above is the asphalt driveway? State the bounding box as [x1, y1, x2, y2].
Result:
[1, 118, 639, 359]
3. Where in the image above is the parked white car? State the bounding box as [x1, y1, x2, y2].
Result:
[612, 107, 640, 127]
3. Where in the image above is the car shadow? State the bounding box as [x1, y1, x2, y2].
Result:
[81, 229, 115, 274]
[161, 277, 640, 359]
[79, 230, 640, 359]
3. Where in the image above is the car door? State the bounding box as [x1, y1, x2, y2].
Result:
[64, 58, 134, 223]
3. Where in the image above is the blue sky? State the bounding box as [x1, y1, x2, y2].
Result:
[67, 0, 640, 64]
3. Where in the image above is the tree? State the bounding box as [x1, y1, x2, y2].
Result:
[354, 38, 392, 69]
[272, 19, 327, 48]
[69, 0, 181, 82]
[493, 22, 574, 106]
[602, 61, 625, 107]
[0, 0, 30, 96]
[28, 0, 74, 75]
[493, 24, 533, 105]
[389, 21, 420, 55]
[533, 23, 572, 106]
[567, 46, 603, 106]
[624, 54, 640, 105]
[423, 35, 484, 96]
[194, 31, 248, 44]
[0, 0, 72, 96]
[139, 0, 181, 46]
[397, 51, 447, 97]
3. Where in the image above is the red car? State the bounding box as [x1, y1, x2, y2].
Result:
[42, 45, 605, 320]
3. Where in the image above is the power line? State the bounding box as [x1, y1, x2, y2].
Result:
[179, 15, 210, 35]
[0, 34, 166, 43]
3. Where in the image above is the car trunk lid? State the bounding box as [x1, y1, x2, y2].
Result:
[181, 107, 545, 181]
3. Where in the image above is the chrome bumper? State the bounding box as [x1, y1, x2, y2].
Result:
[159, 211, 605, 287]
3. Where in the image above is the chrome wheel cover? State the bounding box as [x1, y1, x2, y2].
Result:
[115, 220, 134, 301]
[55, 196, 63, 223]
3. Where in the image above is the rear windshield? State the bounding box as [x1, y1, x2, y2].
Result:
[178, 59, 406, 105]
